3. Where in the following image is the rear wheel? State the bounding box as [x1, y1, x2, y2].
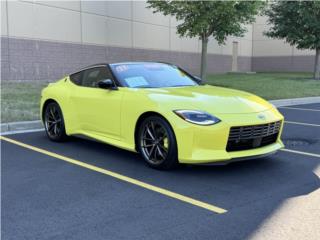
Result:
[138, 116, 178, 170]
[44, 102, 68, 142]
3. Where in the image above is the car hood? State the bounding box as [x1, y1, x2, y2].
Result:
[143, 85, 273, 114]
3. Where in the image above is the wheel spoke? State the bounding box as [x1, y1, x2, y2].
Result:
[142, 143, 154, 148]
[146, 126, 155, 140]
[46, 111, 54, 121]
[158, 143, 168, 153]
[142, 137, 153, 141]
[148, 145, 156, 159]
[48, 122, 55, 131]
[50, 108, 56, 120]
[150, 121, 156, 135]
[157, 134, 167, 142]
[156, 145, 165, 159]
[56, 122, 61, 134]
[53, 124, 57, 135]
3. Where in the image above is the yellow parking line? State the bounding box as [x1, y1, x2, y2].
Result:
[0, 136, 227, 214]
[285, 121, 320, 127]
[279, 107, 320, 112]
[281, 148, 320, 158]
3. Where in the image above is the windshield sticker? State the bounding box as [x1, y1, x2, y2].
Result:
[115, 65, 129, 73]
[124, 76, 149, 88]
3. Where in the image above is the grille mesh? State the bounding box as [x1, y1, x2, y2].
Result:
[227, 121, 282, 152]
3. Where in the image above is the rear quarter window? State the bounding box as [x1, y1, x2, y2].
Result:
[69, 72, 82, 85]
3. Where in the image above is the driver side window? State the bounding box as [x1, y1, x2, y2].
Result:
[82, 67, 113, 88]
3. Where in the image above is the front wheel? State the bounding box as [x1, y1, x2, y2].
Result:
[138, 116, 178, 170]
[44, 102, 68, 142]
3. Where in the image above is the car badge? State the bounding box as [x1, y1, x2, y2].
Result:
[258, 114, 266, 120]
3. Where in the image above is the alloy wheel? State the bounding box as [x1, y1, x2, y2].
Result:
[45, 104, 62, 138]
[140, 120, 169, 164]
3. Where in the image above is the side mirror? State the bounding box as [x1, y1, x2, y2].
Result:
[97, 79, 118, 90]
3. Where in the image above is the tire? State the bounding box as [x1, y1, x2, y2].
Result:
[43, 102, 68, 142]
[137, 115, 178, 170]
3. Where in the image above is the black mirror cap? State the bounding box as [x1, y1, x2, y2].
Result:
[97, 79, 118, 90]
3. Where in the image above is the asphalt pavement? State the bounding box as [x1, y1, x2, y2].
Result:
[1, 103, 320, 240]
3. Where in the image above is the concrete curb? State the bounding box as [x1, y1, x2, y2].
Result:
[1, 96, 319, 135]
[270, 96, 320, 107]
[1, 120, 43, 134]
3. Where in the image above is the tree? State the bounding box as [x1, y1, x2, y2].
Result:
[264, 1, 320, 80]
[147, 1, 263, 80]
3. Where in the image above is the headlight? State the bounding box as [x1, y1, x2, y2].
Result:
[173, 110, 221, 126]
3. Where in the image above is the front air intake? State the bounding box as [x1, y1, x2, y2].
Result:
[226, 121, 282, 152]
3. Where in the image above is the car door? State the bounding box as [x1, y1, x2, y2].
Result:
[69, 66, 123, 139]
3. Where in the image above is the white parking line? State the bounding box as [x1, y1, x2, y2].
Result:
[285, 121, 320, 127]
[279, 107, 320, 112]
[281, 148, 320, 158]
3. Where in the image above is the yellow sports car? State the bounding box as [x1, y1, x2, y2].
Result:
[40, 62, 284, 169]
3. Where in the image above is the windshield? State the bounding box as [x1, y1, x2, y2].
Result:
[110, 63, 198, 88]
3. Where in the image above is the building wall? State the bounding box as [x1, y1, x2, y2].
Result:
[0, 1, 314, 81]
[252, 16, 315, 72]
[0, 0, 252, 81]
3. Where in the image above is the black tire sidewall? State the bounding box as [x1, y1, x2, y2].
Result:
[138, 116, 178, 170]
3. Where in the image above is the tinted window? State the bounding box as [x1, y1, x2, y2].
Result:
[82, 67, 113, 88]
[69, 71, 82, 85]
[110, 63, 197, 88]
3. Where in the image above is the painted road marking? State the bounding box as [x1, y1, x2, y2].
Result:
[285, 121, 320, 127]
[281, 148, 320, 158]
[279, 107, 320, 112]
[0, 136, 227, 214]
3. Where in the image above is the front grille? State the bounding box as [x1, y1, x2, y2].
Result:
[226, 121, 281, 152]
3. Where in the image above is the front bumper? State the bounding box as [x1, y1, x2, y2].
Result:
[191, 149, 279, 166]
[168, 108, 284, 164]
[180, 141, 283, 164]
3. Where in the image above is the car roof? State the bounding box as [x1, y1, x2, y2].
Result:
[109, 61, 173, 66]
[70, 61, 173, 75]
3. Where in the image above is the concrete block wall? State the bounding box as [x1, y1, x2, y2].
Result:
[252, 16, 315, 72]
[0, 0, 253, 81]
[0, 1, 314, 81]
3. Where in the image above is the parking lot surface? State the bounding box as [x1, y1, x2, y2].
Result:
[1, 104, 320, 240]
